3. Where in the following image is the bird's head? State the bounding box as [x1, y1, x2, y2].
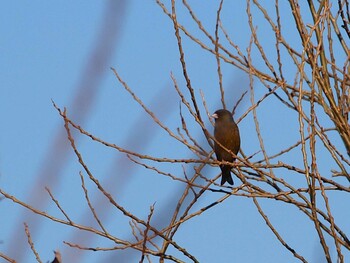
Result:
[211, 109, 233, 122]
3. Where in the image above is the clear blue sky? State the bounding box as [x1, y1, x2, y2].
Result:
[1, 1, 349, 262]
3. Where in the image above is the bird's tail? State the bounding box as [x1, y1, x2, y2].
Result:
[220, 166, 234, 185]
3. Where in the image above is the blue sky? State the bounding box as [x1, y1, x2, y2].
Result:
[1, 1, 349, 262]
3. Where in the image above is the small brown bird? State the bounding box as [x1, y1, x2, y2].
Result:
[212, 109, 240, 185]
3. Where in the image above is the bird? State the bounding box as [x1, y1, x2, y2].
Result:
[212, 109, 240, 185]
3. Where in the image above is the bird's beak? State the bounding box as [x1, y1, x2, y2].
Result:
[211, 113, 218, 119]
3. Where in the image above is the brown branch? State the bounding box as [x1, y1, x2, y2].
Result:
[140, 204, 156, 263]
[0, 252, 16, 263]
[24, 223, 42, 263]
[252, 197, 307, 262]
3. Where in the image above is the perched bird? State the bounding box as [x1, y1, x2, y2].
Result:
[212, 109, 240, 185]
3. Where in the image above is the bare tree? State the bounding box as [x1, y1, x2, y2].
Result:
[1, 0, 349, 262]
